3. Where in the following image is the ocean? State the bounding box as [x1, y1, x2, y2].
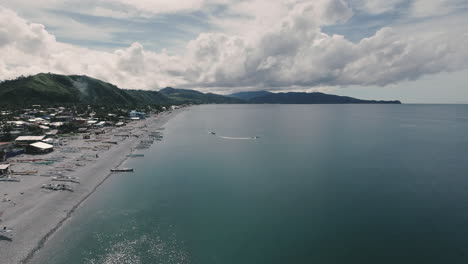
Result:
[31, 104, 468, 264]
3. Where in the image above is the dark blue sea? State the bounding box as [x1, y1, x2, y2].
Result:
[32, 104, 468, 264]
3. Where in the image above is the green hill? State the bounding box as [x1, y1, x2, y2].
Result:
[159, 87, 244, 104]
[0, 73, 171, 106]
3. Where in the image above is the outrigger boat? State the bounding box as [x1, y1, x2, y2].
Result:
[0, 177, 20, 182]
[110, 168, 134, 172]
[0, 227, 13, 240]
[51, 176, 80, 183]
[127, 154, 145, 157]
[41, 183, 73, 191]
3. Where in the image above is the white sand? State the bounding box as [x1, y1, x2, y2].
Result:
[0, 108, 184, 264]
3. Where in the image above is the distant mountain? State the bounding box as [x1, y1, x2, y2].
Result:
[228, 91, 273, 100]
[0, 73, 401, 106]
[234, 91, 401, 104]
[160, 87, 244, 104]
[0, 73, 171, 106]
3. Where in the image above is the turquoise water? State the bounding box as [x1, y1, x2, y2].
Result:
[32, 104, 468, 264]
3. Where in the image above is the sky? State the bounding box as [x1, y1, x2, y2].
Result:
[0, 0, 467, 103]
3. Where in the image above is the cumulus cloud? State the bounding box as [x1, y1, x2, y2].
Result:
[409, 0, 468, 18]
[0, 1, 468, 93]
[352, 0, 406, 14]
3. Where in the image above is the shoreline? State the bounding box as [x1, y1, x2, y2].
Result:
[0, 108, 185, 264]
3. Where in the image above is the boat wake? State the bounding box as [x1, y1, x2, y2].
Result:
[218, 136, 256, 140]
[208, 131, 259, 140]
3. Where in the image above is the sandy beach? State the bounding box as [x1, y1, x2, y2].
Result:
[0, 108, 184, 264]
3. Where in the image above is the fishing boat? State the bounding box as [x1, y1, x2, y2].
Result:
[127, 154, 145, 157]
[41, 183, 73, 191]
[110, 168, 134, 172]
[0, 227, 13, 239]
[0, 177, 20, 182]
[52, 176, 80, 183]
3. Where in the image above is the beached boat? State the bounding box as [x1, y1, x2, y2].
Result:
[52, 176, 80, 183]
[41, 183, 73, 191]
[127, 154, 145, 157]
[0, 177, 20, 182]
[0, 227, 13, 239]
[110, 168, 134, 172]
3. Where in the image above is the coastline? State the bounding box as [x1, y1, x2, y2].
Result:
[0, 108, 185, 264]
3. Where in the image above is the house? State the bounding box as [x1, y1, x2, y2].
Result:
[129, 111, 146, 119]
[72, 118, 88, 127]
[95, 121, 106, 128]
[49, 122, 65, 128]
[0, 164, 10, 176]
[15, 136, 46, 146]
[26, 142, 54, 154]
[45, 130, 59, 136]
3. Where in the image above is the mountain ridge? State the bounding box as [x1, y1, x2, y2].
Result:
[0, 73, 401, 106]
[248, 91, 401, 104]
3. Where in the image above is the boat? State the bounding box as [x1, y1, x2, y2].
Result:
[127, 154, 145, 157]
[110, 168, 134, 172]
[0, 177, 20, 182]
[0, 227, 13, 240]
[41, 183, 73, 191]
[210, 131, 216, 135]
[52, 176, 80, 183]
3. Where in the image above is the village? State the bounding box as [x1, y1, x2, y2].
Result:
[0, 104, 176, 160]
[0, 104, 180, 210]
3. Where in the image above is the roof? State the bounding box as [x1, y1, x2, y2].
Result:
[49, 122, 64, 127]
[0, 164, 10, 170]
[46, 130, 59, 135]
[15, 136, 46, 141]
[29, 142, 54, 150]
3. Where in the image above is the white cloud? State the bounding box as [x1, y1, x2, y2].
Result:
[352, 0, 406, 14]
[0, 1, 468, 94]
[409, 0, 468, 18]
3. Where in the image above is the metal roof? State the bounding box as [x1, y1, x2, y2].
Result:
[29, 142, 54, 150]
[15, 136, 46, 141]
[0, 164, 10, 170]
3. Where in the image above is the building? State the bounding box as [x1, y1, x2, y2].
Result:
[129, 111, 146, 119]
[26, 142, 54, 154]
[45, 130, 59, 137]
[15, 136, 46, 146]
